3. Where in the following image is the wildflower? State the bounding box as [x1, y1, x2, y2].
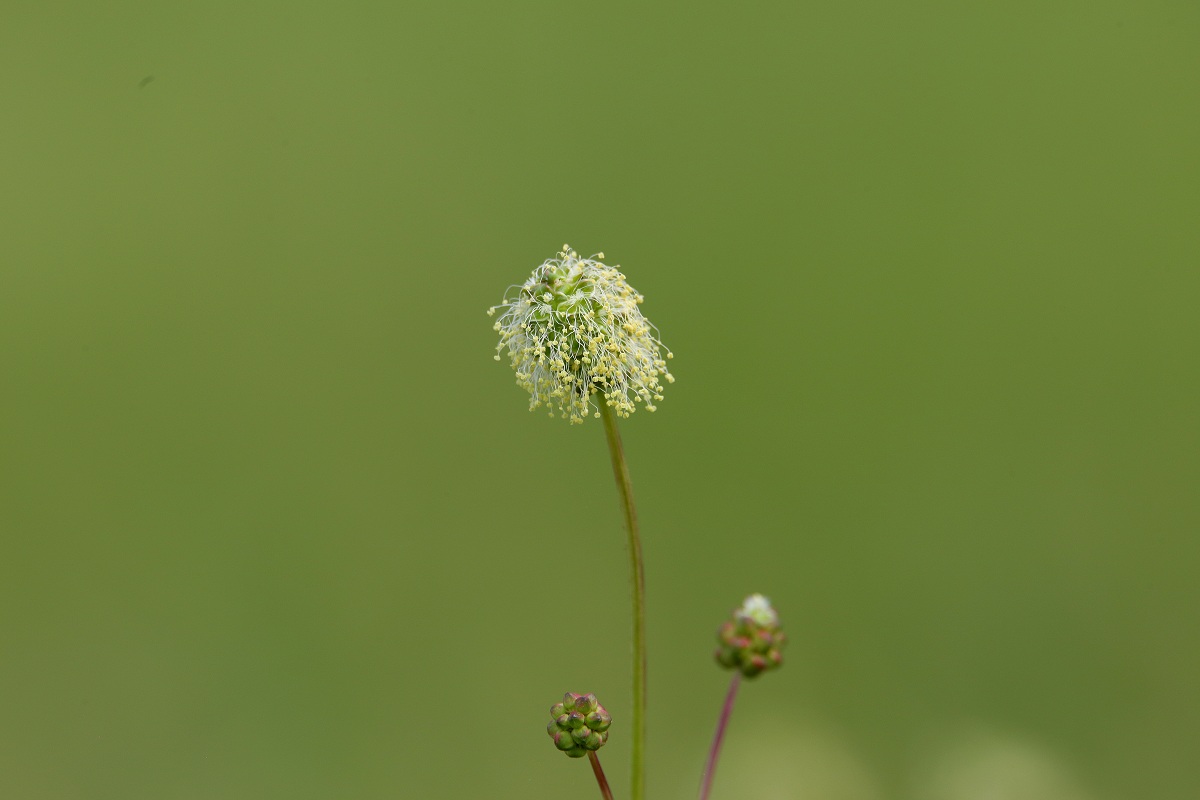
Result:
[715, 594, 785, 678]
[489, 245, 673, 424]
[737, 593, 779, 628]
[547, 692, 612, 758]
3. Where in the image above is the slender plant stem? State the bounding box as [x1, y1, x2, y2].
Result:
[588, 751, 616, 800]
[698, 672, 742, 800]
[598, 399, 646, 800]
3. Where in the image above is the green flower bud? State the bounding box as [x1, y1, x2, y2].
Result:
[586, 708, 611, 732]
[714, 594, 785, 679]
[546, 692, 612, 757]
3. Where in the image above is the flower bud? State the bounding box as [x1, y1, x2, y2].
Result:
[586, 708, 611, 732]
[546, 692, 612, 757]
[714, 594, 785, 679]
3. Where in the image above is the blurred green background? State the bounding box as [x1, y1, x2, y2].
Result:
[2, 1, 1197, 798]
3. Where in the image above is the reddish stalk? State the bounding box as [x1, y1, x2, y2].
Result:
[588, 750, 615, 800]
[698, 672, 742, 800]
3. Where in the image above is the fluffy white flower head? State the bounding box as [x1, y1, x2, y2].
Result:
[737, 594, 779, 628]
[489, 245, 674, 424]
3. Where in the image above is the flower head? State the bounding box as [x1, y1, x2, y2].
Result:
[547, 692, 612, 758]
[489, 245, 673, 424]
[716, 594, 785, 678]
[737, 593, 779, 628]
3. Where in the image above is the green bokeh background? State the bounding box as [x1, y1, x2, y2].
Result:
[3, 2, 1197, 798]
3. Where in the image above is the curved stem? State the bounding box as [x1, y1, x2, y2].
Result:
[698, 672, 742, 800]
[588, 751, 615, 800]
[598, 400, 646, 800]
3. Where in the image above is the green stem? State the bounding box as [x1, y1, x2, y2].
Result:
[598, 399, 646, 800]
